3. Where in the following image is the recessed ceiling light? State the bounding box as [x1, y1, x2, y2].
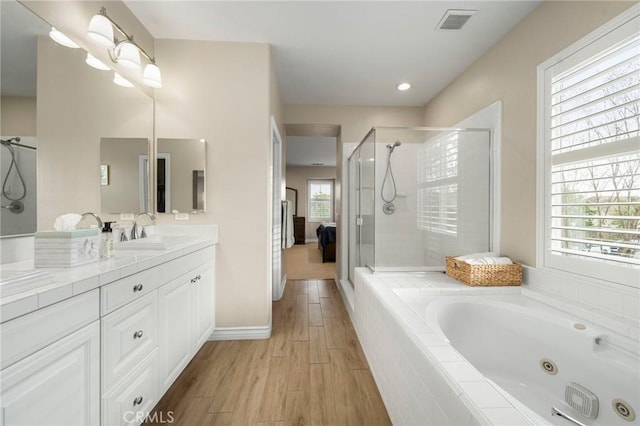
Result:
[396, 82, 411, 91]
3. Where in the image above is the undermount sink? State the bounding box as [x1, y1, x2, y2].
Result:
[114, 235, 193, 250]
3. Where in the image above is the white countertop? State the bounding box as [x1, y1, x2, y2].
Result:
[0, 226, 218, 323]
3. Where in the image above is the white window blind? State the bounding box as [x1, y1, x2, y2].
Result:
[308, 179, 334, 222]
[417, 133, 458, 235]
[539, 10, 640, 284]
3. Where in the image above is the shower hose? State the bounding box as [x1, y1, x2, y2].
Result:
[1, 140, 27, 202]
[381, 148, 397, 203]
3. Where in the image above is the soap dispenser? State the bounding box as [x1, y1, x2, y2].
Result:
[100, 221, 115, 258]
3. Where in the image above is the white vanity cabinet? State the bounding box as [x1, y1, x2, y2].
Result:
[159, 247, 216, 394]
[0, 240, 216, 426]
[102, 244, 216, 424]
[0, 290, 100, 426]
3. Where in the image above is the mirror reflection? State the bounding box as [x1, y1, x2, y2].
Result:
[0, 1, 47, 236]
[156, 138, 206, 214]
[100, 138, 150, 214]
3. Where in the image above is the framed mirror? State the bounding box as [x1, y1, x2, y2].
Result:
[156, 138, 206, 214]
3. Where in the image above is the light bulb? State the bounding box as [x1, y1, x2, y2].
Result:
[116, 42, 141, 70]
[143, 63, 162, 88]
[49, 27, 80, 48]
[113, 72, 134, 88]
[87, 13, 115, 48]
[85, 53, 110, 71]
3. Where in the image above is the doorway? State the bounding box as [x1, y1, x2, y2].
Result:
[282, 124, 339, 281]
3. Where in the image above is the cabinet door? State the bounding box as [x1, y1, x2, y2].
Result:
[190, 263, 215, 352]
[0, 321, 100, 426]
[158, 275, 191, 394]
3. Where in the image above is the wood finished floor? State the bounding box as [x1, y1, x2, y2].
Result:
[146, 279, 391, 426]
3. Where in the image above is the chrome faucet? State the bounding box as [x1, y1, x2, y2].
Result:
[130, 212, 156, 240]
[80, 212, 103, 230]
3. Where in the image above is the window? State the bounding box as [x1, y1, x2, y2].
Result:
[417, 132, 458, 235]
[538, 8, 639, 285]
[308, 179, 334, 222]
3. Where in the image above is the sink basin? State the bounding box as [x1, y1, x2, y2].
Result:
[114, 236, 192, 250]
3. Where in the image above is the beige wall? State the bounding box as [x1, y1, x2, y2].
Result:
[1, 96, 37, 136]
[100, 138, 148, 214]
[422, 1, 636, 266]
[157, 138, 206, 213]
[286, 166, 337, 240]
[154, 39, 273, 328]
[37, 36, 153, 229]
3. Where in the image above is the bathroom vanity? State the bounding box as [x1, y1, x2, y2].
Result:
[0, 227, 217, 425]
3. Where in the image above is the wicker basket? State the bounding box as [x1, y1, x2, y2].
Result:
[446, 256, 522, 286]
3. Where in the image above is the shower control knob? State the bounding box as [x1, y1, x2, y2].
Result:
[382, 202, 396, 215]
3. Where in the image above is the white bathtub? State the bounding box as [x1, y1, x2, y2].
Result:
[353, 268, 640, 425]
[420, 295, 639, 426]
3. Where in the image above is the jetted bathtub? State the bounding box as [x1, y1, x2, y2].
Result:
[420, 295, 639, 426]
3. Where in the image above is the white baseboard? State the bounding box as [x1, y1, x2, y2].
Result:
[305, 238, 318, 243]
[209, 325, 271, 341]
[273, 274, 287, 301]
[337, 278, 355, 321]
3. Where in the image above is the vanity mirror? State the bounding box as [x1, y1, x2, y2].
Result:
[100, 137, 150, 213]
[156, 138, 207, 214]
[8, 2, 155, 229]
[0, 1, 46, 237]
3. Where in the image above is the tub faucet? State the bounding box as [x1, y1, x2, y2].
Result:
[80, 212, 103, 230]
[131, 212, 156, 240]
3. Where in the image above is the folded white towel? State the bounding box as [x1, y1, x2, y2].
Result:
[464, 257, 513, 265]
[455, 252, 499, 261]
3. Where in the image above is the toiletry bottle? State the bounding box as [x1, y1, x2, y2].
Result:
[101, 221, 115, 258]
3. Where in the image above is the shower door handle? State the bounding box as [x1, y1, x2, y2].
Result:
[356, 217, 363, 226]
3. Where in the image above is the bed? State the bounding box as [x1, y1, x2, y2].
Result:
[316, 223, 337, 263]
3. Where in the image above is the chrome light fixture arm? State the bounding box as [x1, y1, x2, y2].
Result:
[97, 7, 157, 66]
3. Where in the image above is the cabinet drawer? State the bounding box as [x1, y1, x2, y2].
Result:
[0, 289, 99, 368]
[102, 291, 158, 392]
[101, 267, 160, 315]
[102, 348, 159, 426]
[161, 246, 214, 284]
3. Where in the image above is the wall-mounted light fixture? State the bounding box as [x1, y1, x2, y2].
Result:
[86, 7, 162, 88]
[49, 27, 80, 49]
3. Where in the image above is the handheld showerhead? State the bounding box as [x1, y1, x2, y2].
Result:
[1, 137, 20, 146]
[386, 140, 402, 153]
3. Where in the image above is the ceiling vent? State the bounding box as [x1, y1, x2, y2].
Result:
[436, 9, 477, 30]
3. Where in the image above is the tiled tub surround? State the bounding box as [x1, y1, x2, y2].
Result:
[353, 268, 640, 426]
[0, 225, 218, 322]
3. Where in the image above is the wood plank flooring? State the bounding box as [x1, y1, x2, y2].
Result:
[146, 279, 391, 426]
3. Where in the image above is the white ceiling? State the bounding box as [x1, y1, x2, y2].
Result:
[287, 136, 337, 167]
[124, 1, 540, 107]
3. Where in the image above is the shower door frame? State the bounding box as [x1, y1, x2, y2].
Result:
[346, 125, 495, 279]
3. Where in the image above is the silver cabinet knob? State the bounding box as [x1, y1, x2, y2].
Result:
[133, 396, 144, 406]
[133, 330, 144, 339]
[133, 284, 144, 292]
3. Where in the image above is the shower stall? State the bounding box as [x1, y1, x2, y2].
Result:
[346, 126, 494, 284]
[1, 136, 37, 236]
